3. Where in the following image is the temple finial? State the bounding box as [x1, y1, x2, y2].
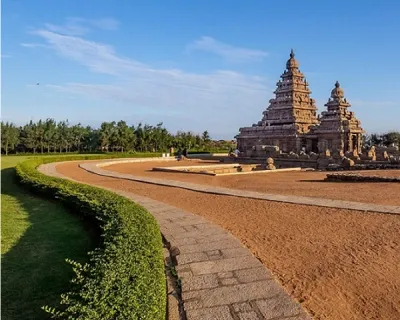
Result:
[335, 81, 340, 88]
[290, 48, 295, 58]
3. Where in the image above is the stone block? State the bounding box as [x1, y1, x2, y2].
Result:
[218, 271, 234, 279]
[235, 267, 273, 283]
[181, 274, 219, 291]
[185, 305, 234, 320]
[220, 278, 239, 285]
[206, 249, 221, 256]
[172, 237, 198, 246]
[190, 256, 260, 275]
[177, 252, 209, 265]
[221, 247, 250, 258]
[179, 240, 240, 254]
[174, 218, 207, 226]
[183, 280, 283, 308]
[237, 311, 260, 320]
[196, 233, 228, 244]
[172, 227, 225, 240]
[233, 302, 253, 312]
[183, 299, 203, 311]
[255, 295, 305, 319]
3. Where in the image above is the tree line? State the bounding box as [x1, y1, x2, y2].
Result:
[1, 119, 233, 155]
[363, 132, 400, 149]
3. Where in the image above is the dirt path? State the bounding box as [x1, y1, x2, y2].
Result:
[103, 160, 400, 206]
[57, 161, 400, 320]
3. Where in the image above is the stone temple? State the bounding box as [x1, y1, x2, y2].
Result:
[236, 50, 365, 155]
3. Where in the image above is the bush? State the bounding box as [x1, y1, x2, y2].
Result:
[16, 154, 166, 320]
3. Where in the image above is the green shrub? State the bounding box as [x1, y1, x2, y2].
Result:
[16, 155, 166, 320]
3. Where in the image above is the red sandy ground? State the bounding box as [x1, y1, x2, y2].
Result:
[104, 160, 400, 206]
[56, 161, 400, 320]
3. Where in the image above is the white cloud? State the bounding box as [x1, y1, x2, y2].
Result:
[25, 24, 271, 137]
[45, 20, 89, 36]
[187, 36, 268, 63]
[20, 42, 48, 48]
[39, 17, 119, 36]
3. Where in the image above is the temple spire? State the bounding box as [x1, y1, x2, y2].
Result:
[261, 49, 318, 133]
[330, 80, 345, 100]
[286, 48, 299, 70]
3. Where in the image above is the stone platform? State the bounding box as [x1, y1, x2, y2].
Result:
[153, 163, 302, 176]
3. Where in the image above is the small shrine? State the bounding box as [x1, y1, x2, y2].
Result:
[314, 81, 364, 153]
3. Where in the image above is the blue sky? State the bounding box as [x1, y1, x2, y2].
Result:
[2, 0, 400, 139]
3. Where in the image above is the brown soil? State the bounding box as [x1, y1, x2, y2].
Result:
[56, 161, 400, 320]
[104, 160, 400, 206]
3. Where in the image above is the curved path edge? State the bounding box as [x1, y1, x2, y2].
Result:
[81, 158, 400, 215]
[39, 160, 312, 320]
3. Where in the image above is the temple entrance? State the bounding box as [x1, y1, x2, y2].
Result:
[352, 135, 358, 152]
[301, 138, 307, 152]
[311, 139, 318, 153]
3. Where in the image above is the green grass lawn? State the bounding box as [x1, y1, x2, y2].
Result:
[1, 156, 96, 320]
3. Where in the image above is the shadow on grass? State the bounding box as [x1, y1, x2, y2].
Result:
[1, 167, 97, 320]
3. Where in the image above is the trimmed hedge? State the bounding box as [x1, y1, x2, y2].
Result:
[9, 151, 162, 158]
[16, 155, 166, 320]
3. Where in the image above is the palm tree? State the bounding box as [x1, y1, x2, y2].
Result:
[44, 118, 57, 153]
[115, 120, 135, 152]
[99, 121, 116, 152]
[71, 123, 86, 152]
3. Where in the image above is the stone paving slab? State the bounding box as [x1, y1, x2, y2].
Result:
[39, 161, 312, 320]
[79, 160, 400, 215]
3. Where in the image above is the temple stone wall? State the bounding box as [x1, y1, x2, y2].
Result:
[230, 156, 318, 169]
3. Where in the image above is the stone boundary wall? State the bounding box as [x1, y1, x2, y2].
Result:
[326, 173, 400, 183]
[229, 157, 318, 169]
[188, 153, 228, 157]
[97, 156, 178, 167]
[275, 158, 317, 169]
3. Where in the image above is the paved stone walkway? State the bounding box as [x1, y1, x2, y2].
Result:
[80, 159, 400, 215]
[39, 161, 312, 320]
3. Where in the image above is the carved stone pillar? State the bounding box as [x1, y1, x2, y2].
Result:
[339, 135, 345, 151]
[347, 134, 352, 152]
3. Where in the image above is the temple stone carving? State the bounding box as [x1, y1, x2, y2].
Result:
[314, 81, 364, 154]
[236, 50, 365, 155]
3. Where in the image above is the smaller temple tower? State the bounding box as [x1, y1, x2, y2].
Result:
[315, 81, 364, 153]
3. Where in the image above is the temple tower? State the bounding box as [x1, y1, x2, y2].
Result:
[260, 49, 319, 132]
[315, 81, 364, 153]
[236, 49, 319, 153]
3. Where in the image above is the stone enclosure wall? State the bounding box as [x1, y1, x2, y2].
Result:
[326, 173, 400, 183]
